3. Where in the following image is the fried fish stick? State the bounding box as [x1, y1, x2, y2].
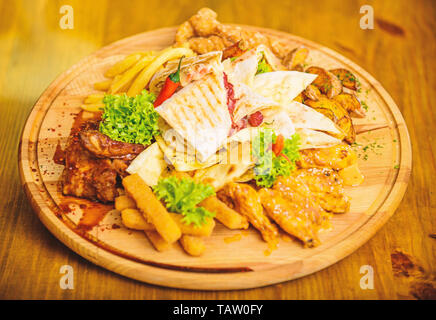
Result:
[200, 196, 249, 230]
[115, 195, 136, 211]
[179, 235, 206, 256]
[122, 174, 181, 243]
[169, 212, 215, 237]
[145, 231, 171, 252]
[121, 208, 154, 231]
[105, 53, 143, 78]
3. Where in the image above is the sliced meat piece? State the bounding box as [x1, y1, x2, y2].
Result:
[111, 159, 131, 177]
[92, 159, 119, 202]
[79, 130, 145, 160]
[62, 141, 99, 201]
[217, 183, 278, 244]
[61, 113, 120, 203]
[292, 168, 350, 213]
[62, 138, 119, 203]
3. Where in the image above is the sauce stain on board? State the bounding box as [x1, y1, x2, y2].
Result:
[59, 197, 113, 231]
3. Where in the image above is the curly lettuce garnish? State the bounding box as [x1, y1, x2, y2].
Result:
[256, 56, 272, 75]
[153, 177, 215, 227]
[99, 90, 159, 146]
[252, 128, 300, 188]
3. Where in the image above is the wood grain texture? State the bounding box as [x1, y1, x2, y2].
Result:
[1, 0, 435, 299]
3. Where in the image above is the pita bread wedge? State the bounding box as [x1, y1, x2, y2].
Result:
[155, 71, 232, 162]
[283, 101, 345, 138]
[296, 128, 342, 149]
[256, 44, 286, 71]
[232, 83, 281, 123]
[149, 51, 222, 94]
[222, 45, 285, 86]
[261, 108, 296, 139]
[253, 71, 318, 105]
[126, 142, 167, 186]
[155, 135, 224, 171]
[223, 49, 259, 87]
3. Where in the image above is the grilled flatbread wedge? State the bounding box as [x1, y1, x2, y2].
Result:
[232, 83, 281, 123]
[283, 101, 345, 139]
[296, 128, 342, 149]
[149, 51, 222, 94]
[253, 71, 318, 105]
[155, 71, 232, 162]
[223, 49, 259, 87]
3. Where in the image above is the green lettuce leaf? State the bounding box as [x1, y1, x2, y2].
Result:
[153, 177, 216, 227]
[99, 90, 159, 146]
[256, 57, 272, 75]
[252, 128, 301, 188]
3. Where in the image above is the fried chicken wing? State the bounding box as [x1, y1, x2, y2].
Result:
[79, 130, 145, 160]
[292, 168, 350, 213]
[298, 144, 357, 170]
[272, 175, 330, 226]
[258, 188, 320, 247]
[217, 183, 278, 244]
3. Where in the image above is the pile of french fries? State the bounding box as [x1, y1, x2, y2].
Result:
[81, 46, 195, 112]
[117, 173, 249, 256]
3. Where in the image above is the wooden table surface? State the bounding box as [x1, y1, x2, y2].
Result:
[0, 0, 434, 300]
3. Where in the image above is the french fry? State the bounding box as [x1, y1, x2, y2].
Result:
[127, 47, 195, 97]
[105, 53, 143, 78]
[80, 103, 104, 112]
[122, 174, 182, 243]
[84, 94, 104, 104]
[121, 208, 154, 231]
[200, 196, 249, 230]
[169, 213, 215, 237]
[179, 235, 206, 256]
[93, 79, 112, 91]
[115, 195, 136, 211]
[145, 231, 172, 252]
[109, 54, 156, 94]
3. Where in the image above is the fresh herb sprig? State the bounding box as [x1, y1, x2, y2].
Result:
[252, 129, 300, 188]
[256, 55, 272, 74]
[153, 177, 215, 227]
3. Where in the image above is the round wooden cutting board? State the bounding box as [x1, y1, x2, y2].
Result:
[19, 26, 411, 290]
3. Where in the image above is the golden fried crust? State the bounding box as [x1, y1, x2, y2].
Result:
[272, 175, 328, 227]
[333, 93, 366, 118]
[305, 96, 356, 143]
[188, 8, 219, 37]
[217, 183, 278, 244]
[175, 8, 292, 61]
[292, 168, 350, 214]
[175, 21, 195, 44]
[283, 47, 309, 70]
[187, 35, 229, 54]
[259, 188, 320, 247]
[298, 144, 357, 170]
